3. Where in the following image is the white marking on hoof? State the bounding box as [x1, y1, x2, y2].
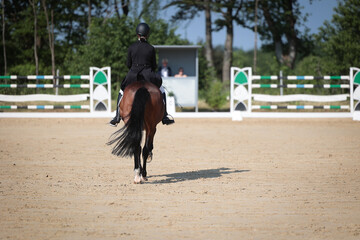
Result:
[134, 168, 142, 184]
[141, 175, 148, 182]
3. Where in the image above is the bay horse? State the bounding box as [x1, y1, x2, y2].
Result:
[107, 80, 164, 184]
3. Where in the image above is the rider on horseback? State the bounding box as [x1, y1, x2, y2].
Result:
[109, 22, 175, 127]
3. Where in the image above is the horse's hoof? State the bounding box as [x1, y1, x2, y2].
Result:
[134, 177, 142, 184]
[141, 176, 148, 182]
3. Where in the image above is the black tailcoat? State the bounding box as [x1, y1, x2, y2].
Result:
[121, 40, 162, 90]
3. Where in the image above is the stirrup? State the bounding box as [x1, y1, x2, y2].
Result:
[162, 115, 175, 125]
[109, 117, 121, 127]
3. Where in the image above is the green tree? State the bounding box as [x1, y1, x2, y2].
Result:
[64, 16, 188, 98]
[1, 0, 6, 75]
[0, 0, 108, 75]
[316, 0, 360, 75]
[63, 17, 133, 95]
[212, 0, 243, 82]
[204, 80, 227, 110]
[242, 0, 313, 69]
[163, 0, 215, 70]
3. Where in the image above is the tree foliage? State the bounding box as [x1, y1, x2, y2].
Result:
[240, 0, 314, 69]
[0, 0, 188, 98]
[64, 16, 188, 97]
[315, 0, 360, 74]
[1, 0, 359, 108]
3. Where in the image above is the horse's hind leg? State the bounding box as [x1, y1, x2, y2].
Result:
[141, 140, 150, 180]
[134, 145, 143, 184]
[142, 129, 156, 180]
[141, 146, 148, 182]
[142, 145, 149, 180]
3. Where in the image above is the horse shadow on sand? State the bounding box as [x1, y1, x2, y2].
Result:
[147, 167, 250, 184]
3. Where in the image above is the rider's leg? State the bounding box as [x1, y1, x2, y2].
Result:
[160, 86, 175, 125]
[109, 89, 123, 127]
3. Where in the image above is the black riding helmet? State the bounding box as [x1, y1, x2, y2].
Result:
[136, 23, 150, 37]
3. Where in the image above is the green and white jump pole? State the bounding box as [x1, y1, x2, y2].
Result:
[0, 66, 112, 118]
[230, 66, 360, 121]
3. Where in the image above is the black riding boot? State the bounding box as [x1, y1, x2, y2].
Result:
[109, 91, 123, 127]
[162, 92, 175, 125]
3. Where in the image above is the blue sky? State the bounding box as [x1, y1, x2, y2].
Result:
[161, 0, 339, 50]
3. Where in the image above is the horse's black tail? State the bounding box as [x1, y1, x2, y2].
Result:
[107, 87, 150, 157]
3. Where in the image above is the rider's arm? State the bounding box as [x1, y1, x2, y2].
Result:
[126, 47, 132, 69]
[151, 47, 157, 72]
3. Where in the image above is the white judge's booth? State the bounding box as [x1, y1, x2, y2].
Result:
[154, 45, 201, 113]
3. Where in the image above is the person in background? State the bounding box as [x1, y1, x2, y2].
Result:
[174, 67, 187, 77]
[158, 58, 172, 77]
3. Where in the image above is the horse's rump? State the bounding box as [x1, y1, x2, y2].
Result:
[107, 81, 164, 158]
